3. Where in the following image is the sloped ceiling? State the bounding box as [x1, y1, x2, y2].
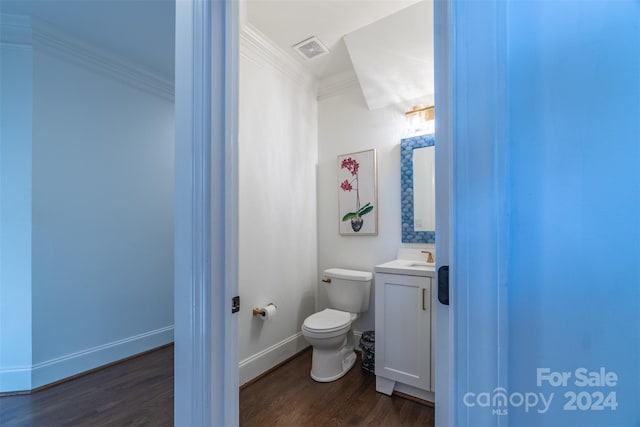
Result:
[246, 0, 434, 110]
[344, 0, 434, 110]
[245, 0, 422, 80]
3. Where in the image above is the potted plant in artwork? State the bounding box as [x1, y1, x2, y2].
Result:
[340, 157, 374, 232]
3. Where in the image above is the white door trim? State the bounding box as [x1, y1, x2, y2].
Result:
[174, 1, 239, 425]
[444, 1, 509, 426]
[434, 0, 454, 425]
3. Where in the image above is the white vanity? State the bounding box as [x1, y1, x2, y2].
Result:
[373, 133, 437, 402]
[374, 257, 435, 403]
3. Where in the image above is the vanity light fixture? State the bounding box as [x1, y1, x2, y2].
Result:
[405, 104, 435, 122]
[405, 105, 435, 136]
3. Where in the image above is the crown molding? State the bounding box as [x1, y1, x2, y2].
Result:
[0, 13, 32, 46]
[240, 23, 316, 91]
[29, 19, 174, 101]
[317, 69, 361, 101]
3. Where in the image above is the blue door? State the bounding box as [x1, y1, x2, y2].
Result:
[448, 1, 640, 425]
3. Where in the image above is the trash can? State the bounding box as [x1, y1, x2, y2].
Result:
[359, 330, 375, 374]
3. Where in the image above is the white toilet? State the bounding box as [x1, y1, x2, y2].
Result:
[302, 268, 372, 382]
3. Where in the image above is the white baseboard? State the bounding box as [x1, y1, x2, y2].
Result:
[0, 325, 174, 393]
[239, 329, 368, 385]
[2, 327, 366, 393]
[239, 332, 309, 385]
[0, 366, 32, 393]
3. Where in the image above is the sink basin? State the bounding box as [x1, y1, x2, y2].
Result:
[407, 261, 430, 267]
[374, 259, 435, 277]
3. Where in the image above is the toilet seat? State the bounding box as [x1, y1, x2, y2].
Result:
[303, 309, 351, 334]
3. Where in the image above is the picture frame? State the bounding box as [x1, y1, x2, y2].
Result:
[337, 149, 378, 236]
[401, 133, 436, 243]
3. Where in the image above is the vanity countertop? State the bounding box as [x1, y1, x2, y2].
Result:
[374, 259, 435, 277]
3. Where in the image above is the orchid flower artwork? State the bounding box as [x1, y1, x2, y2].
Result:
[337, 150, 377, 235]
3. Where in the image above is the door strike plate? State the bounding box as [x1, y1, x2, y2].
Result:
[438, 266, 449, 306]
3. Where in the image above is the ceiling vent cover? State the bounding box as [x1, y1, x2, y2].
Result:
[293, 36, 330, 60]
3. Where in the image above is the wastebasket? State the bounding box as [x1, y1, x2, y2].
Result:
[359, 330, 375, 374]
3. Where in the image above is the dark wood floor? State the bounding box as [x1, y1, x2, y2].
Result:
[0, 345, 434, 427]
[240, 348, 434, 427]
[0, 345, 174, 427]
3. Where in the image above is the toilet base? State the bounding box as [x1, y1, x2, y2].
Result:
[309, 342, 357, 382]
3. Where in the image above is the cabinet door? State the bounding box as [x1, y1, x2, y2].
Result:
[375, 273, 431, 390]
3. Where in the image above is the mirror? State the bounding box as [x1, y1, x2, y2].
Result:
[413, 146, 435, 231]
[401, 134, 435, 243]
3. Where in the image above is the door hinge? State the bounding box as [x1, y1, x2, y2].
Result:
[232, 295, 240, 313]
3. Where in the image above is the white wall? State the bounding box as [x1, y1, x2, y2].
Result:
[0, 16, 174, 391]
[29, 44, 174, 388]
[317, 84, 432, 333]
[0, 16, 34, 392]
[238, 25, 318, 384]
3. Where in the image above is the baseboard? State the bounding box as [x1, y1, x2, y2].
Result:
[0, 325, 174, 393]
[240, 346, 311, 390]
[239, 332, 309, 385]
[239, 330, 366, 385]
[0, 366, 31, 393]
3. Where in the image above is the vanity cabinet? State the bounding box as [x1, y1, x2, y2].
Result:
[374, 270, 434, 401]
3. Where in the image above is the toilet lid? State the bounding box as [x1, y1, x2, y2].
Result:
[303, 309, 351, 333]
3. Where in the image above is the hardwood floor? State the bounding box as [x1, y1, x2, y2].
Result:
[240, 348, 435, 427]
[0, 345, 434, 427]
[0, 345, 174, 427]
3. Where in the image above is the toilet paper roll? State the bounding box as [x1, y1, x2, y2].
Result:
[260, 304, 277, 320]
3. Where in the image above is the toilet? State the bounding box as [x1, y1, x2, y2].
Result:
[302, 268, 372, 382]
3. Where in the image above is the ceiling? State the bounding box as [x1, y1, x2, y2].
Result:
[343, 1, 433, 109]
[246, 0, 433, 109]
[1, 0, 175, 82]
[1, 0, 434, 109]
[245, 0, 422, 80]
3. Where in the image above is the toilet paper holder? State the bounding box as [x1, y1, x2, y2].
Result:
[252, 303, 276, 317]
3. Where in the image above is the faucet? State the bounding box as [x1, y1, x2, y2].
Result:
[421, 250, 434, 264]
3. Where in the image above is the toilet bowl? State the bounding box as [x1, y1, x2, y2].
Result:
[302, 268, 372, 382]
[302, 309, 358, 382]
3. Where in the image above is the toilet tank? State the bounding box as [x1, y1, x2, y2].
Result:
[323, 268, 373, 313]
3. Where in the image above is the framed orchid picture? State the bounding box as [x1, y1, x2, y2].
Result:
[337, 149, 378, 235]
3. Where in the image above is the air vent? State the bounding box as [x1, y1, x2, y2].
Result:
[292, 36, 330, 60]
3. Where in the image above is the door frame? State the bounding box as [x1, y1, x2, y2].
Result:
[435, 1, 510, 425]
[174, 0, 239, 425]
[439, 1, 509, 426]
[174, 0, 463, 425]
[434, 0, 454, 425]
